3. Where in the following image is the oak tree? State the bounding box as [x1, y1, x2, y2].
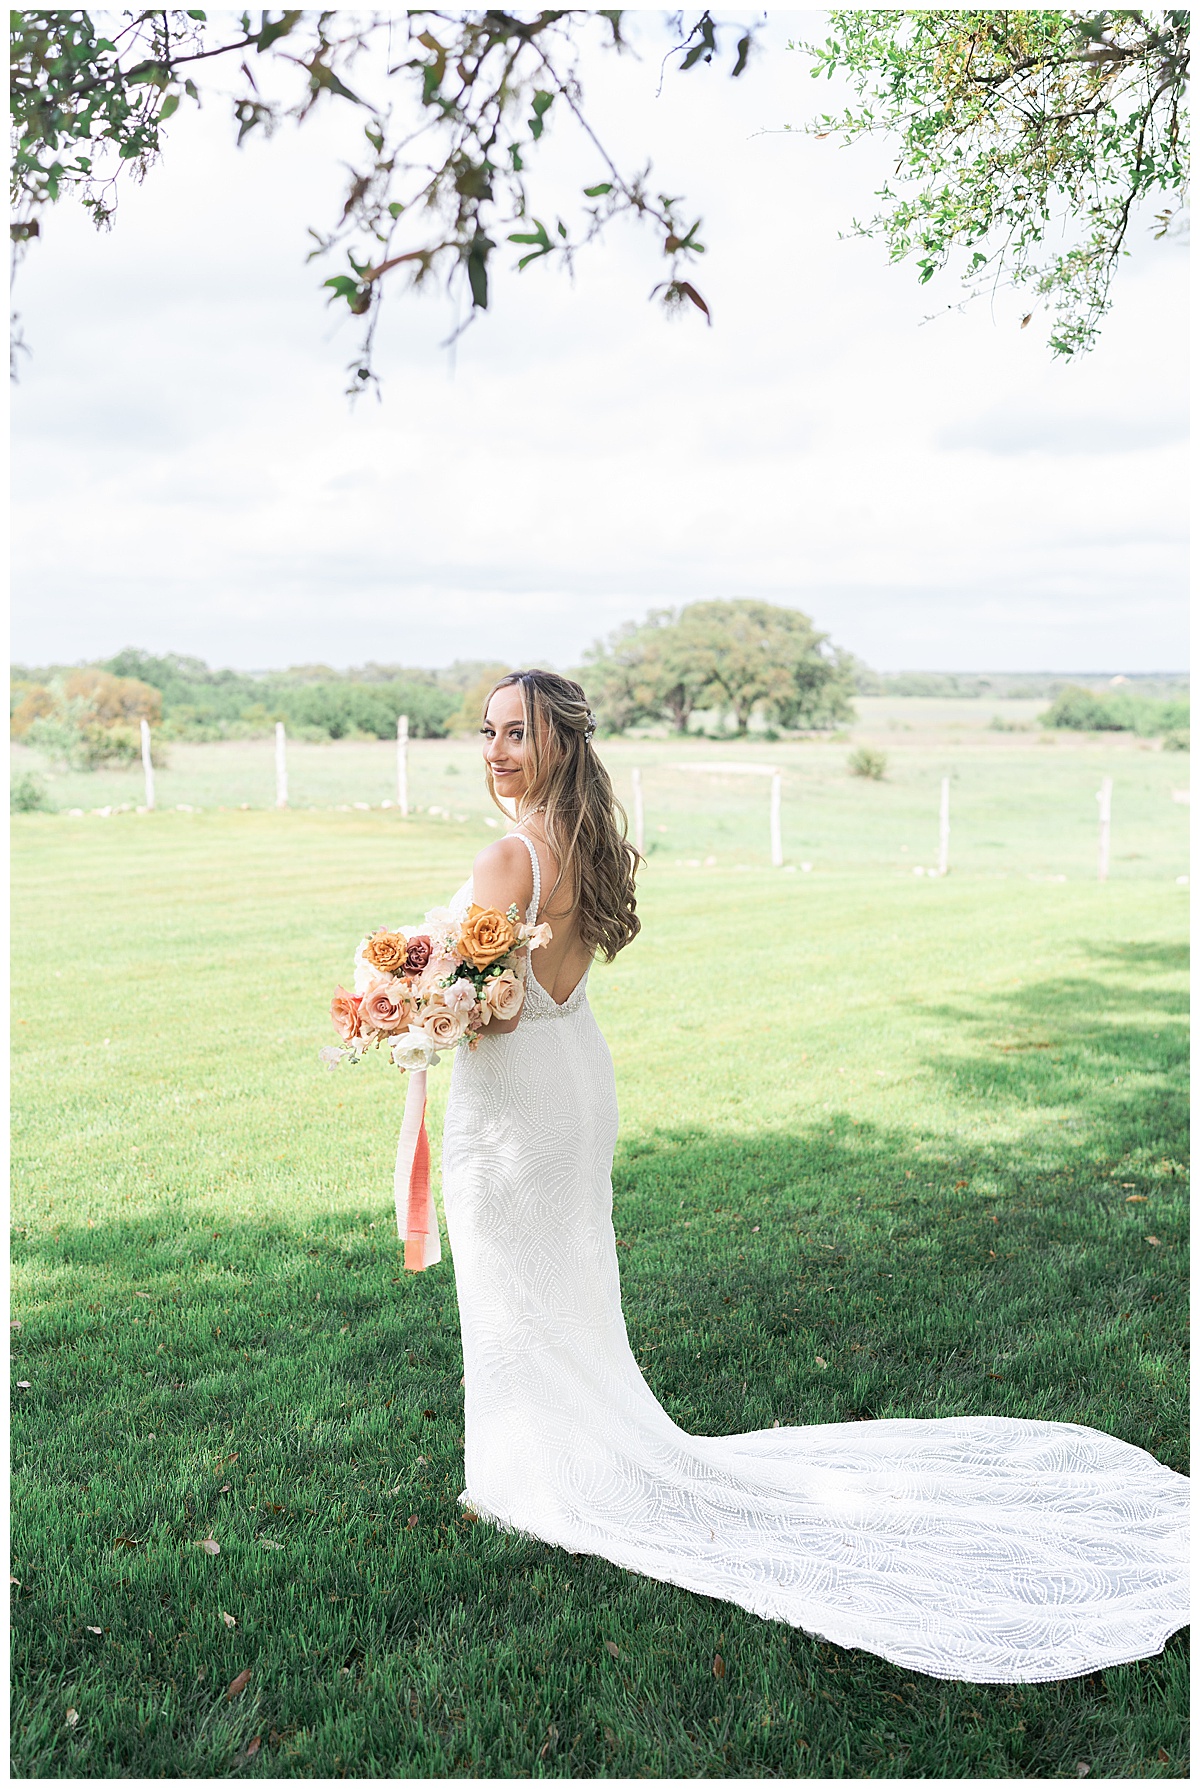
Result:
[796, 9, 1189, 355]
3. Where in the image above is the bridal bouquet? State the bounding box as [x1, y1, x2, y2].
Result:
[320, 902, 550, 1274]
[321, 902, 551, 1074]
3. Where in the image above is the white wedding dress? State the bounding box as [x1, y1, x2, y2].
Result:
[439, 834, 1189, 1684]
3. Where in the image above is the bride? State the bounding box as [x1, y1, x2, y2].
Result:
[437, 667, 1188, 1685]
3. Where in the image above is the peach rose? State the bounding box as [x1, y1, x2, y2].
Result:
[330, 985, 362, 1041]
[423, 1003, 470, 1049]
[359, 976, 414, 1034]
[458, 904, 519, 969]
[483, 969, 525, 1022]
[363, 929, 408, 975]
[524, 921, 553, 952]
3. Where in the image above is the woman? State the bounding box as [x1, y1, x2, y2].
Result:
[439, 668, 1188, 1684]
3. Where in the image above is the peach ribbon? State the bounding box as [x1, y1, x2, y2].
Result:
[395, 1068, 441, 1271]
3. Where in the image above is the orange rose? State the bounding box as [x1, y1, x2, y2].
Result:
[363, 929, 408, 974]
[330, 985, 362, 1041]
[457, 904, 519, 970]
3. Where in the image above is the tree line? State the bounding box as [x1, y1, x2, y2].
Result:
[10, 600, 857, 765]
[10, 598, 1189, 774]
[9, 652, 469, 766]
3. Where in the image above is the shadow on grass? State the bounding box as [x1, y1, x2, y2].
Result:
[1079, 939, 1189, 975]
[13, 957, 1188, 1466]
[10, 959, 1189, 1777]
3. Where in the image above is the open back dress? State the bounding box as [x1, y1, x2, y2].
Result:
[438, 831, 1189, 1683]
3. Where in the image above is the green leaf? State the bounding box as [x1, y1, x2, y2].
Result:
[508, 221, 550, 251]
[323, 275, 361, 301]
[531, 90, 554, 117]
[467, 243, 490, 310]
[157, 93, 180, 122]
[254, 12, 302, 53]
[387, 202, 404, 219]
[126, 61, 169, 89]
[583, 182, 613, 197]
[308, 61, 367, 106]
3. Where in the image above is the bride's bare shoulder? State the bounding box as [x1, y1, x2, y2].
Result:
[471, 834, 534, 904]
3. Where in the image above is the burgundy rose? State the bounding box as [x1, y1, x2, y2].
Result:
[405, 934, 433, 975]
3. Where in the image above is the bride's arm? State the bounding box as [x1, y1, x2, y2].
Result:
[471, 837, 535, 1035]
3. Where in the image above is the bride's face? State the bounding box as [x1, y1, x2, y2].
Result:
[481, 684, 529, 798]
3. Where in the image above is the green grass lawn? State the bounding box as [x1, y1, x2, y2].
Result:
[11, 698, 1190, 885]
[11, 807, 1189, 1779]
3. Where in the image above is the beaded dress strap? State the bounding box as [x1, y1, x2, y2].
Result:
[511, 830, 540, 925]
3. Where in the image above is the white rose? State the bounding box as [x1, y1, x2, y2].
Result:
[390, 1027, 441, 1072]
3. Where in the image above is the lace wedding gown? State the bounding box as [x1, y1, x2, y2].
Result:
[439, 834, 1189, 1684]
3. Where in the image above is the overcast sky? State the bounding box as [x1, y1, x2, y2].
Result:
[10, 11, 1189, 674]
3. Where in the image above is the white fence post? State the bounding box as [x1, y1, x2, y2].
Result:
[631, 766, 644, 855]
[770, 772, 783, 868]
[139, 717, 155, 811]
[396, 714, 409, 816]
[275, 721, 288, 809]
[1097, 776, 1113, 882]
[938, 776, 950, 876]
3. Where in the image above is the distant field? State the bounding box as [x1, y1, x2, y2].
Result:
[12, 697, 1190, 884]
[9, 803, 1190, 1778]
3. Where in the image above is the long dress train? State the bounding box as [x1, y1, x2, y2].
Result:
[439, 835, 1189, 1684]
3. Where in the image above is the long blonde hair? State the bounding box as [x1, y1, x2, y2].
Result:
[482, 670, 641, 962]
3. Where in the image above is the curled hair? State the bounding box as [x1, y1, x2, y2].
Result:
[482, 669, 641, 962]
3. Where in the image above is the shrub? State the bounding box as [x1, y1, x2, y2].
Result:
[1162, 730, 1190, 752]
[848, 746, 887, 780]
[10, 772, 53, 813]
[1040, 684, 1190, 736]
[1039, 686, 1125, 731]
[11, 670, 161, 737]
[267, 680, 460, 740]
[13, 669, 166, 771]
[23, 714, 166, 770]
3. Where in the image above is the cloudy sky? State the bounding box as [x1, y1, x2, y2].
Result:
[11, 11, 1188, 674]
